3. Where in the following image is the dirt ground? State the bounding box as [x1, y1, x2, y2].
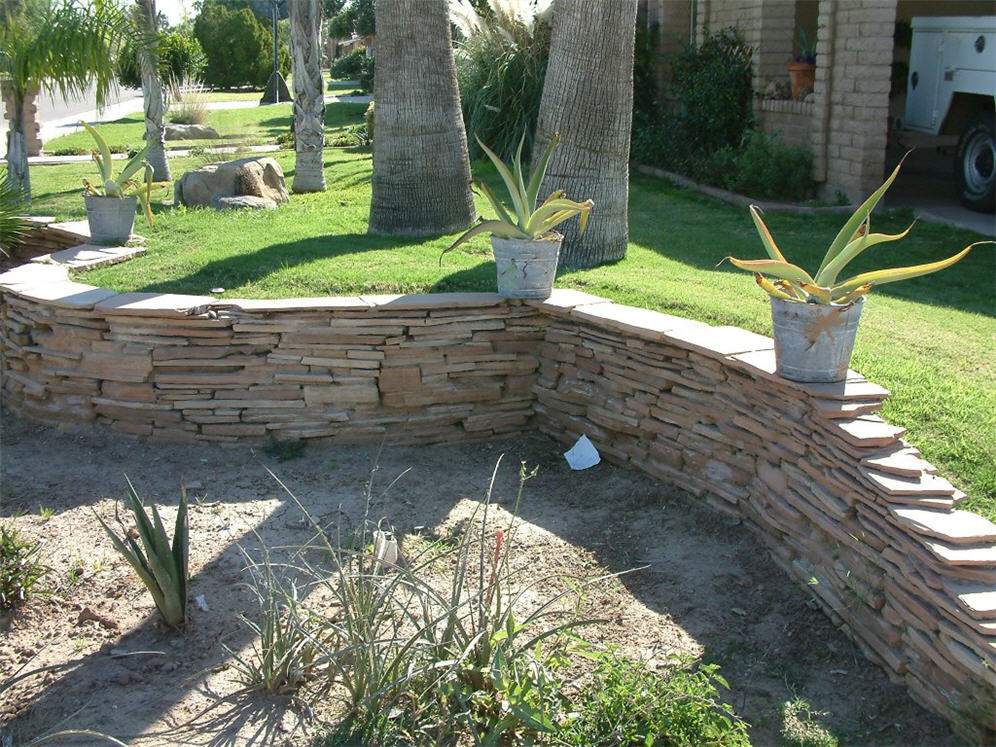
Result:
[0, 415, 959, 746]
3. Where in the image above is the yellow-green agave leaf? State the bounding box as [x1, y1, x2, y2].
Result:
[723, 257, 816, 286]
[832, 241, 992, 297]
[816, 152, 909, 279]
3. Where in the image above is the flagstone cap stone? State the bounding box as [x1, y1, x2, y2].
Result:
[0, 263, 69, 292]
[30, 243, 146, 270]
[359, 292, 506, 310]
[41, 220, 145, 246]
[664, 324, 774, 359]
[892, 507, 996, 545]
[833, 416, 907, 448]
[571, 302, 708, 340]
[219, 297, 371, 312]
[943, 579, 996, 619]
[858, 466, 956, 497]
[860, 447, 926, 478]
[811, 397, 883, 419]
[45, 220, 91, 239]
[12, 281, 118, 309]
[924, 538, 996, 566]
[525, 288, 611, 315]
[94, 292, 214, 317]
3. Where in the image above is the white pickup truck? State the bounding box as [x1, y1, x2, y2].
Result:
[903, 16, 995, 213]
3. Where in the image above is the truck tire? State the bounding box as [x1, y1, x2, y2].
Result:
[955, 111, 995, 213]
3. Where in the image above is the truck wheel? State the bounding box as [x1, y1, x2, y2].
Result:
[956, 111, 995, 213]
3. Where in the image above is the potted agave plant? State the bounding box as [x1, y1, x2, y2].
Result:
[80, 121, 161, 244]
[724, 156, 992, 382]
[444, 134, 593, 299]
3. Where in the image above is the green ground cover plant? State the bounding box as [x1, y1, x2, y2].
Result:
[21, 143, 996, 521]
[0, 524, 48, 611]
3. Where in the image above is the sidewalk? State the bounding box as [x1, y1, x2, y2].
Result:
[36, 92, 371, 147]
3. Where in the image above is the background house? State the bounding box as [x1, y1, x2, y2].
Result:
[641, 0, 994, 202]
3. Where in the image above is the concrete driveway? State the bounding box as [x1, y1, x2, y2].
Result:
[885, 145, 995, 237]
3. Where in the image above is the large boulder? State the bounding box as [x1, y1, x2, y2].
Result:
[165, 123, 221, 140]
[174, 157, 289, 209]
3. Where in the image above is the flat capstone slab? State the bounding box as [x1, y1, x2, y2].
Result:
[31, 243, 146, 270]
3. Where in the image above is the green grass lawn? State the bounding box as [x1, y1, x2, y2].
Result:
[21, 140, 996, 520]
[44, 101, 369, 154]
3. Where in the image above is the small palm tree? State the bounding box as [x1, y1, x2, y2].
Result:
[1, 0, 128, 200]
[132, 0, 170, 183]
[289, 0, 325, 193]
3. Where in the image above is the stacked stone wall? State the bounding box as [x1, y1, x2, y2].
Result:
[0, 267, 992, 741]
[530, 295, 994, 742]
[0, 269, 542, 445]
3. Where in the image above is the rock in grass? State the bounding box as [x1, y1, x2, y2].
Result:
[165, 124, 221, 140]
[174, 157, 289, 209]
[213, 195, 278, 211]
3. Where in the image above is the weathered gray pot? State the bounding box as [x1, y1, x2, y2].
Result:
[771, 296, 865, 382]
[491, 234, 561, 299]
[85, 194, 137, 244]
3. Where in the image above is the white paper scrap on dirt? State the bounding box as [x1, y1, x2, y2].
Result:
[564, 434, 601, 470]
[194, 595, 209, 612]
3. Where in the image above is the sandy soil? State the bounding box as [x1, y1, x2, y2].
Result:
[0, 415, 957, 746]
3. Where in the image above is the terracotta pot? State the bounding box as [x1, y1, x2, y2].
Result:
[786, 61, 816, 101]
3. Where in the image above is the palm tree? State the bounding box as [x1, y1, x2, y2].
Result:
[1, 0, 126, 200]
[533, 0, 637, 268]
[368, 0, 475, 236]
[135, 0, 169, 182]
[290, 0, 325, 193]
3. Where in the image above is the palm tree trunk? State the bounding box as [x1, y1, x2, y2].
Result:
[4, 91, 31, 199]
[290, 0, 326, 193]
[368, 0, 475, 236]
[534, 0, 637, 268]
[138, 0, 170, 182]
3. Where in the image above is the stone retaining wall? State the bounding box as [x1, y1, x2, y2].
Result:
[1, 265, 993, 741]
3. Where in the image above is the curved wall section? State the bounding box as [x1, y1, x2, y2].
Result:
[1, 265, 993, 741]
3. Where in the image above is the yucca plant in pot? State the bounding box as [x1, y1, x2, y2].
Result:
[444, 133, 593, 299]
[724, 156, 992, 382]
[80, 121, 162, 244]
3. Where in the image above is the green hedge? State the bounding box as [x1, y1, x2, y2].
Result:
[194, 4, 288, 89]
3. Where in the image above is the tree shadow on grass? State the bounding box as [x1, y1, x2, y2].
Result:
[131, 233, 436, 296]
[628, 172, 996, 317]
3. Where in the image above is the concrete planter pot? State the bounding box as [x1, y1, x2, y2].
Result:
[85, 194, 137, 245]
[771, 296, 865, 382]
[491, 234, 562, 299]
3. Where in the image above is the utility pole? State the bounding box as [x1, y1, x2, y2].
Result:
[260, 0, 290, 104]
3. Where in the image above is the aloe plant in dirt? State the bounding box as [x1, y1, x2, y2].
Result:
[723, 155, 992, 304]
[97, 478, 188, 628]
[80, 121, 162, 230]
